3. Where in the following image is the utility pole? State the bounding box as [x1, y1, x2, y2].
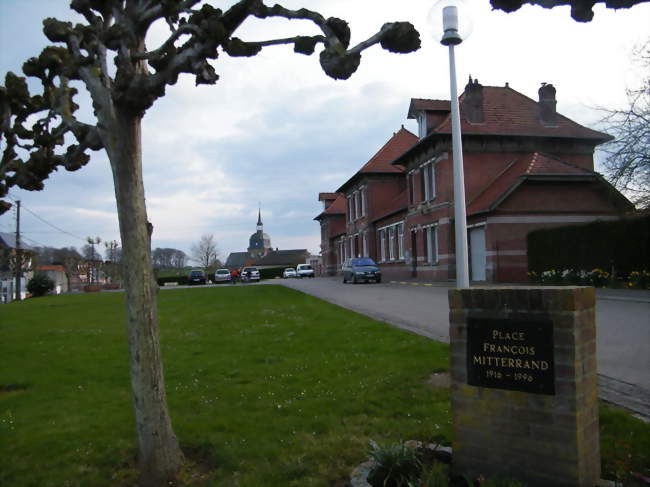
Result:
[14, 200, 21, 302]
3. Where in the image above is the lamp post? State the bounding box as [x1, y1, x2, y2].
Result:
[86, 236, 101, 283]
[437, 3, 470, 288]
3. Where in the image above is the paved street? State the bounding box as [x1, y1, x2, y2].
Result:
[273, 276, 650, 419]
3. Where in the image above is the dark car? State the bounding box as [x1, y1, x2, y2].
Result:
[342, 257, 381, 284]
[188, 269, 207, 285]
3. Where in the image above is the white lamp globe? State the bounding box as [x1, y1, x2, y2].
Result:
[428, 0, 475, 45]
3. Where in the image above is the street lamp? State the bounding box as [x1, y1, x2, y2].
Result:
[86, 236, 102, 283]
[431, 0, 471, 288]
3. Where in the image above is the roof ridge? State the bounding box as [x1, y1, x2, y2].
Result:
[467, 158, 521, 207]
[528, 151, 595, 174]
[358, 127, 417, 172]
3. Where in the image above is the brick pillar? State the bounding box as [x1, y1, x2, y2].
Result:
[448, 287, 600, 487]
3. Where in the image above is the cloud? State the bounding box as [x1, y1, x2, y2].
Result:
[1, 0, 649, 258]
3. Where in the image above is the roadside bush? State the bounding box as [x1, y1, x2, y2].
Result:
[27, 273, 55, 297]
[259, 267, 286, 280]
[527, 214, 650, 276]
[156, 275, 188, 286]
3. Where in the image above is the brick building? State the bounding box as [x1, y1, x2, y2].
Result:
[316, 79, 634, 282]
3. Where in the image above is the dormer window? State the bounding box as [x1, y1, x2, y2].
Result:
[418, 112, 427, 139]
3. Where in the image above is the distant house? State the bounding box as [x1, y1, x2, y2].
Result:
[36, 265, 68, 294]
[224, 210, 310, 271]
[316, 79, 634, 282]
[0, 232, 34, 302]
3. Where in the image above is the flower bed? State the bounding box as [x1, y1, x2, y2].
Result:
[528, 269, 650, 289]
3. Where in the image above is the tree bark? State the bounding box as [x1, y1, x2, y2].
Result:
[104, 109, 183, 486]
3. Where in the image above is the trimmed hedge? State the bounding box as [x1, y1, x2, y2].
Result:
[259, 267, 287, 280]
[527, 214, 650, 276]
[156, 275, 188, 286]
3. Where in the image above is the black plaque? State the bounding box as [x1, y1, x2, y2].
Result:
[466, 317, 555, 395]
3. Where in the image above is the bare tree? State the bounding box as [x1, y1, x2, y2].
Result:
[104, 239, 122, 283]
[191, 234, 221, 271]
[152, 247, 186, 269]
[599, 40, 650, 208]
[0, 2, 420, 484]
[491, 0, 650, 22]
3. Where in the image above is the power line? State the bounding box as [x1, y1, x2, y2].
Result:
[6, 192, 86, 242]
[20, 235, 49, 248]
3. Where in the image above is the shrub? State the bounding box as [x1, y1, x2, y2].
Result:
[627, 270, 650, 289]
[156, 275, 188, 286]
[27, 273, 55, 297]
[527, 214, 650, 276]
[588, 268, 611, 287]
[259, 267, 286, 280]
[539, 269, 562, 285]
[367, 440, 421, 487]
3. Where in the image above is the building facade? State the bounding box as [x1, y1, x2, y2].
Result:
[316, 79, 634, 282]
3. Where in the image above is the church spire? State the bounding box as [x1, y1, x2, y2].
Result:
[256, 205, 263, 232]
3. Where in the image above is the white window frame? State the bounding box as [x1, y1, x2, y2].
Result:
[354, 191, 361, 220]
[425, 225, 439, 264]
[408, 171, 415, 205]
[420, 159, 437, 202]
[397, 223, 404, 259]
[363, 231, 368, 257]
[361, 188, 366, 216]
[377, 220, 406, 262]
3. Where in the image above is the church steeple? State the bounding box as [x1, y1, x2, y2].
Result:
[256, 207, 263, 232]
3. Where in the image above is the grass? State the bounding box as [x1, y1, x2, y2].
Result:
[0, 285, 450, 486]
[1, 286, 648, 486]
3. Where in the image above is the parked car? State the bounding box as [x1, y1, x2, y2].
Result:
[296, 264, 315, 278]
[188, 269, 207, 285]
[342, 257, 381, 284]
[241, 267, 260, 282]
[283, 268, 297, 278]
[214, 268, 231, 283]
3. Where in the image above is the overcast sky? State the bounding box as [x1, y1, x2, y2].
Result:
[1, 1, 649, 262]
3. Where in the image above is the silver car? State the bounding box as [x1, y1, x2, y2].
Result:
[241, 267, 260, 282]
[214, 269, 232, 283]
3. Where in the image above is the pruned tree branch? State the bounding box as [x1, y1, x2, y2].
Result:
[491, 0, 650, 22]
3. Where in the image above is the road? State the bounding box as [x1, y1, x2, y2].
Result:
[272, 276, 650, 419]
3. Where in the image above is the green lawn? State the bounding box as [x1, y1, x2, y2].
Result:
[0, 286, 450, 486]
[1, 286, 648, 487]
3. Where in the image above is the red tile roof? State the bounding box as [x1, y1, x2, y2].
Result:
[314, 193, 346, 220]
[522, 152, 592, 175]
[336, 127, 418, 193]
[467, 152, 596, 214]
[324, 194, 346, 214]
[432, 86, 610, 140]
[37, 265, 66, 272]
[358, 126, 418, 175]
[373, 191, 408, 223]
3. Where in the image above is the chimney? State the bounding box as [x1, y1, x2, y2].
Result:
[538, 82, 557, 125]
[461, 76, 484, 124]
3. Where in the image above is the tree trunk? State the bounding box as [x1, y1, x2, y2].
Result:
[104, 110, 183, 486]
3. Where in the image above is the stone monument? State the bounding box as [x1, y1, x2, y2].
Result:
[448, 286, 599, 487]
